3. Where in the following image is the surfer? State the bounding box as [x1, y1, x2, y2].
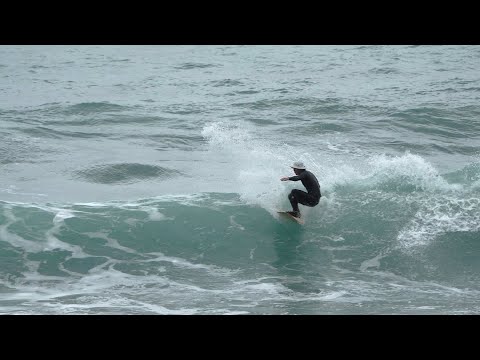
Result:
[280, 161, 321, 218]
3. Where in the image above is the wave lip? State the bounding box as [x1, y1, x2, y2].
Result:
[175, 62, 219, 70]
[72, 163, 182, 184]
[41, 102, 129, 116]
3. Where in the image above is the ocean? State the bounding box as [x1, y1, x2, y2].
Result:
[0, 45, 479, 314]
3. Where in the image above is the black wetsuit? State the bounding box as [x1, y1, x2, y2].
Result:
[288, 170, 321, 214]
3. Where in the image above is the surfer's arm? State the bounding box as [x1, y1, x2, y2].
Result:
[288, 172, 306, 181]
[281, 172, 305, 181]
[281, 175, 300, 181]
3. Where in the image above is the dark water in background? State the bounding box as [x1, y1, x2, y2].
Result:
[0, 45, 479, 314]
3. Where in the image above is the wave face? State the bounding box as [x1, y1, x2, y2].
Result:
[1, 45, 479, 314]
[1, 189, 479, 314]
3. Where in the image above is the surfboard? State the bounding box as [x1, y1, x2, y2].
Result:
[277, 211, 305, 225]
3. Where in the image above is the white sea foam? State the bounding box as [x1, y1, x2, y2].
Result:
[201, 122, 462, 219]
[397, 196, 480, 249]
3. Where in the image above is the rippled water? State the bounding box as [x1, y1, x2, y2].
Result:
[0, 46, 479, 314]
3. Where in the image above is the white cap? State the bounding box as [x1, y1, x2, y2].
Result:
[290, 161, 306, 170]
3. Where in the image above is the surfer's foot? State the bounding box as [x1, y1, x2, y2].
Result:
[287, 211, 300, 218]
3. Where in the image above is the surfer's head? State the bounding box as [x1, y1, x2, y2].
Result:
[291, 161, 306, 175]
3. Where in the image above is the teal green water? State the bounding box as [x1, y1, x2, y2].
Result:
[0, 46, 479, 314]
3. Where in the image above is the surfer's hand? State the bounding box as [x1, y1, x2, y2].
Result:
[281, 177, 289, 181]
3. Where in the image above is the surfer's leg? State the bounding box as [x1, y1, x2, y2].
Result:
[305, 196, 320, 207]
[289, 190, 320, 216]
[288, 190, 299, 213]
[296, 191, 319, 208]
[288, 189, 308, 217]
